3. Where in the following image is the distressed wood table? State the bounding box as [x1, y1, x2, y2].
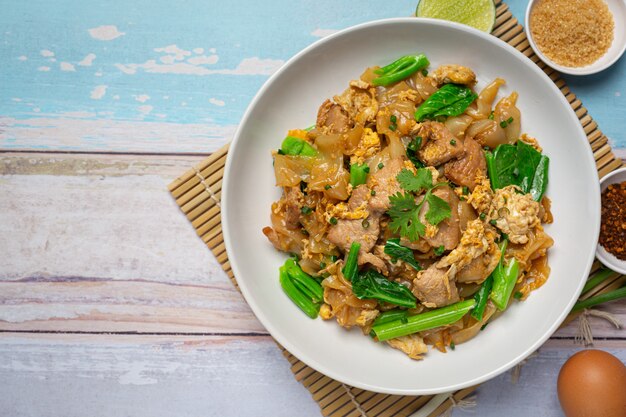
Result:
[1, 1, 624, 415]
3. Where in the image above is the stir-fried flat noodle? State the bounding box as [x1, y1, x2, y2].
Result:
[264, 59, 553, 360]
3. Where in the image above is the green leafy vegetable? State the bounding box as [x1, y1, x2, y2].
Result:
[485, 141, 549, 201]
[433, 245, 445, 256]
[284, 258, 324, 303]
[406, 136, 424, 168]
[372, 54, 430, 87]
[387, 169, 452, 241]
[384, 238, 422, 270]
[342, 242, 361, 282]
[281, 136, 318, 156]
[352, 269, 417, 308]
[471, 275, 494, 321]
[350, 163, 369, 187]
[414, 84, 478, 121]
[371, 299, 475, 341]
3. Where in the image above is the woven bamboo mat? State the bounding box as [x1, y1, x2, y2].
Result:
[168, 1, 624, 415]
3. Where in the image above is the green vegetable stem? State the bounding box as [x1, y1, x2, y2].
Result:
[352, 269, 417, 308]
[284, 258, 324, 303]
[414, 84, 478, 121]
[350, 163, 369, 187]
[471, 275, 494, 321]
[342, 242, 361, 282]
[372, 54, 430, 87]
[280, 136, 318, 156]
[279, 265, 320, 319]
[372, 309, 409, 327]
[371, 299, 476, 341]
[490, 240, 521, 310]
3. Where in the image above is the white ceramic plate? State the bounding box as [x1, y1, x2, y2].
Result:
[222, 18, 600, 395]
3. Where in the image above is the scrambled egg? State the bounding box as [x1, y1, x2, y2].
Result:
[350, 127, 381, 165]
[287, 129, 309, 140]
[324, 201, 369, 221]
[490, 185, 541, 244]
[437, 219, 494, 271]
[468, 176, 493, 215]
[355, 309, 379, 327]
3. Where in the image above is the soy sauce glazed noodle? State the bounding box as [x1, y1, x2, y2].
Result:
[263, 54, 554, 359]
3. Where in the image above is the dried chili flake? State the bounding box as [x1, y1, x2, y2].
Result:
[599, 181, 626, 260]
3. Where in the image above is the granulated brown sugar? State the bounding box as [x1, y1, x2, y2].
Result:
[530, 0, 614, 67]
[599, 181, 626, 260]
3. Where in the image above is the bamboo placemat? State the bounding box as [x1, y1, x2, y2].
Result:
[168, 1, 624, 415]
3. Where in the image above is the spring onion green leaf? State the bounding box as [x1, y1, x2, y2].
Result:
[572, 286, 626, 312]
[342, 242, 361, 282]
[372, 299, 475, 341]
[384, 238, 422, 270]
[414, 84, 478, 122]
[372, 54, 430, 87]
[352, 269, 417, 308]
[582, 268, 615, 294]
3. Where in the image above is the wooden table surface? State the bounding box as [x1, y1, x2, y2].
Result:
[1, 1, 624, 416]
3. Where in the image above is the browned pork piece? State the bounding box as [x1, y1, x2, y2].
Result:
[443, 137, 487, 191]
[281, 186, 305, 229]
[316, 99, 351, 133]
[415, 121, 465, 166]
[412, 264, 460, 308]
[367, 158, 404, 213]
[418, 186, 461, 250]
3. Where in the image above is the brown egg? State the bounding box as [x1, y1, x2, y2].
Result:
[558, 349, 626, 417]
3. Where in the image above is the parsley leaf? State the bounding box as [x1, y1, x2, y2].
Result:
[384, 238, 422, 270]
[396, 168, 432, 193]
[387, 169, 453, 242]
[388, 192, 425, 241]
[425, 194, 452, 226]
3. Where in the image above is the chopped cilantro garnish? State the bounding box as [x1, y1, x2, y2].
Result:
[387, 169, 452, 241]
[434, 245, 445, 256]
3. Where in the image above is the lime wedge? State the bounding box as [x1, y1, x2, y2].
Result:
[416, 0, 496, 33]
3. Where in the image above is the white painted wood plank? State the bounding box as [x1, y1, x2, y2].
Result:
[0, 334, 320, 417]
[0, 157, 219, 284]
[0, 334, 623, 417]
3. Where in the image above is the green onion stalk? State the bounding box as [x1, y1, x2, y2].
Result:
[350, 163, 369, 187]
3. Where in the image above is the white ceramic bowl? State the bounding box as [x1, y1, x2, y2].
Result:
[222, 18, 600, 395]
[525, 0, 626, 76]
[596, 167, 626, 274]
